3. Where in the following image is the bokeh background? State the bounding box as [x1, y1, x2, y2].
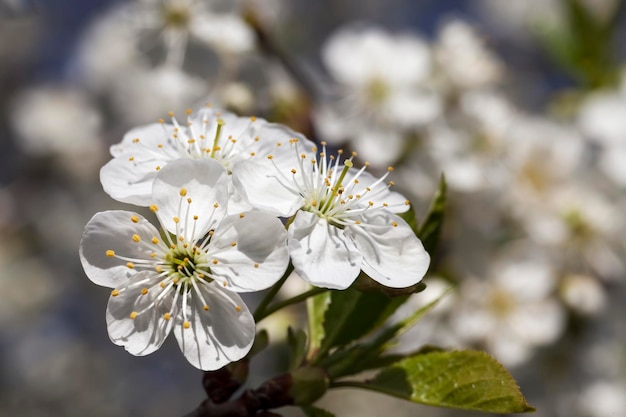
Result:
[1, 0, 626, 416]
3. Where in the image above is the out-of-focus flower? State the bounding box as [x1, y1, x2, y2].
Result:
[111, 65, 208, 125]
[560, 274, 606, 316]
[101, 106, 312, 211]
[80, 158, 289, 370]
[73, 5, 147, 91]
[233, 141, 430, 289]
[434, 19, 503, 91]
[10, 85, 102, 157]
[578, 73, 626, 186]
[451, 250, 565, 367]
[579, 380, 626, 417]
[314, 25, 441, 166]
[129, 0, 254, 66]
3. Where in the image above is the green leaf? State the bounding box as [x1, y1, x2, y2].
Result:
[323, 288, 453, 378]
[317, 288, 405, 356]
[301, 405, 336, 417]
[418, 175, 446, 255]
[363, 350, 535, 414]
[287, 327, 308, 370]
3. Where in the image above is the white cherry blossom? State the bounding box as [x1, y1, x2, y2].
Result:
[233, 140, 430, 290]
[80, 158, 289, 370]
[100, 106, 313, 211]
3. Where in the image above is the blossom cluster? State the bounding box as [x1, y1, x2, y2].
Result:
[79, 107, 430, 370]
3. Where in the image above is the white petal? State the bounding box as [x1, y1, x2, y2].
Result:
[79, 211, 163, 287]
[210, 212, 289, 292]
[173, 284, 255, 370]
[288, 211, 362, 289]
[100, 152, 167, 206]
[112, 123, 175, 156]
[232, 159, 304, 217]
[152, 158, 228, 239]
[349, 212, 429, 288]
[106, 271, 176, 356]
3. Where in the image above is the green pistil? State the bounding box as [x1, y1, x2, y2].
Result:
[210, 118, 225, 158]
[320, 160, 352, 214]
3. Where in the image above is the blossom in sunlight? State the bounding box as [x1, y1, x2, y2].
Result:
[314, 25, 441, 166]
[80, 158, 289, 370]
[100, 106, 313, 211]
[233, 140, 430, 290]
[129, 0, 254, 66]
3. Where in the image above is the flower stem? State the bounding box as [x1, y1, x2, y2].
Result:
[256, 287, 328, 322]
[253, 262, 294, 322]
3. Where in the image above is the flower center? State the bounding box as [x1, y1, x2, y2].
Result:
[365, 78, 390, 105]
[162, 4, 190, 29]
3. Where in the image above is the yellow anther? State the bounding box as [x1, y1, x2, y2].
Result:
[132, 234, 141, 242]
[231, 241, 237, 247]
[404, 200, 410, 206]
[187, 139, 195, 144]
[291, 169, 297, 174]
[141, 288, 148, 295]
[168, 111, 174, 117]
[150, 253, 156, 258]
[389, 181, 396, 186]
[150, 204, 159, 212]
[186, 108, 192, 115]
[254, 136, 260, 142]
[128, 156, 135, 161]
[193, 215, 198, 220]
[276, 142, 282, 147]
[250, 151, 256, 156]
[106, 250, 115, 257]
[364, 161, 370, 167]
[111, 289, 120, 297]
[250, 116, 257, 122]
[173, 216, 179, 223]
[337, 149, 343, 155]
[163, 312, 171, 321]
[213, 202, 219, 208]
[178, 236, 184, 241]
[387, 166, 394, 172]
[239, 213, 245, 218]
[351, 151, 357, 157]
[130, 311, 138, 319]
[205, 102, 212, 108]
[392, 221, 398, 227]
[235, 306, 242, 312]
[355, 220, 361, 225]
[267, 155, 273, 160]
[187, 197, 192, 204]
[183, 321, 190, 329]
[131, 215, 139, 223]
[321, 141, 327, 146]
[311, 201, 318, 207]
[212, 259, 218, 264]
[156, 266, 163, 273]
[160, 282, 166, 288]
[152, 237, 159, 244]
[383, 203, 389, 207]
[172, 277, 179, 284]
[209, 230, 215, 236]
[126, 262, 135, 269]
[158, 118, 164, 124]
[179, 188, 187, 197]
[157, 143, 163, 148]
[301, 153, 307, 159]
[223, 281, 228, 287]
[368, 201, 374, 206]
[254, 263, 259, 268]
[132, 138, 140, 143]
[155, 166, 161, 171]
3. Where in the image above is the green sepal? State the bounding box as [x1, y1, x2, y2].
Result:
[359, 350, 535, 414]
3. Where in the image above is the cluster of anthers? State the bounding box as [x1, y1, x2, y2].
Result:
[104, 189, 245, 329]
